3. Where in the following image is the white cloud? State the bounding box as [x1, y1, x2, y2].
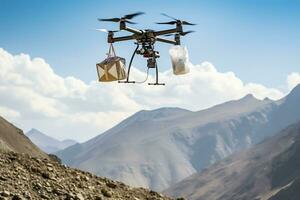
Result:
[287, 72, 300, 91]
[0, 106, 20, 119]
[0, 48, 296, 142]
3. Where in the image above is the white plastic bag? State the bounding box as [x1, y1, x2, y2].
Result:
[169, 46, 190, 75]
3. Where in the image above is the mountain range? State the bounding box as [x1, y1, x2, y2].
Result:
[57, 84, 300, 191]
[26, 128, 77, 153]
[165, 121, 300, 200]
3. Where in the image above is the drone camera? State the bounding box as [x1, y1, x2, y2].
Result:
[147, 58, 156, 68]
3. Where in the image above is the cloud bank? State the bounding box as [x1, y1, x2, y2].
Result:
[0, 48, 299, 141]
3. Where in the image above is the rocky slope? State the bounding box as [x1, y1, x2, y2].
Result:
[165, 121, 300, 200]
[0, 116, 48, 159]
[57, 84, 300, 191]
[0, 151, 174, 200]
[26, 128, 77, 153]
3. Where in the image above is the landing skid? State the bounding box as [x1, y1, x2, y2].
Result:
[118, 80, 136, 83]
[148, 83, 165, 85]
[118, 43, 165, 86]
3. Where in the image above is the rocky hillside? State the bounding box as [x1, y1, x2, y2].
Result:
[26, 128, 77, 153]
[0, 151, 174, 200]
[57, 84, 300, 191]
[165, 121, 300, 200]
[0, 116, 48, 159]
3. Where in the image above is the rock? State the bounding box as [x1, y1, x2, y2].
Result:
[40, 194, 50, 199]
[11, 194, 24, 200]
[106, 182, 117, 189]
[75, 193, 84, 200]
[101, 189, 112, 198]
[94, 196, 103, 200]
[22, 191, 31, 199]
[41, 172, 51, 179]
[47, 167, 53, 172]
[83, 176, 89, 181]
[0, 152, 173, 200]
[0, 191, 10, 197]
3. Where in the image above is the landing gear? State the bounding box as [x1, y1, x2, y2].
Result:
[147, 59, 165, 85]
[118, 43, 165, 85]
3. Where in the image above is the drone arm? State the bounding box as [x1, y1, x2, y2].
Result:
[154, 28, 179, 36]
[124, 27, 143, 34]
[156, 37, 178, 45]
[109, 35, 135, 43]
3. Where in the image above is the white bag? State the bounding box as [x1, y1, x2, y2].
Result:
[169, 46, 190, 75]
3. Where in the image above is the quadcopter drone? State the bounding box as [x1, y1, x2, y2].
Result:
[97, 12, 195, 85]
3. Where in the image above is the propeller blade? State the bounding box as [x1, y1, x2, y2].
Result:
[182, 21, 197, 26]
[124, 12, 145, 19]
[181, 31, 195, 36]
[95, 28, 108, 32]
[124, 20, 137, 24]
[95, 29, 118, 33]
[161, 13, 177, 20]
[156, 21, 177, 25]
[98, 18, 120, 22]
[163, 34, 173, 36]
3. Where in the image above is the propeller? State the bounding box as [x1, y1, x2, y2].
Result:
[156, 13, 196, 26]
[95, 29, 118, 33]
[163, 31, 195, 37]
[98, 12, 145, 24]
[181, 30, 195, 36]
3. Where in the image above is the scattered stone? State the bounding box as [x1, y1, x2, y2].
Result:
[1, 191, 10, 197]
[47, 167, 53, 172]
[75, 193, 84, 200]
[40, 193, 50, 199]
[106, 182, 117, 189]
[0, 152, 173, 200]
[83, 176, 89, 181]
[11, 194, 24, 200]
[101, 189, 112, 198]
[94, 196, 103, 200]
[41, 172, 51, 179]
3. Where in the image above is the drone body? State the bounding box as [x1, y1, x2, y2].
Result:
[97, 12, 195, 85]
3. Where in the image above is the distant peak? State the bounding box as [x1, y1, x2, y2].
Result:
[263, 97, 273, 102]
[138, 107, 191, 115]
[241, 94, 257, 101]
[285, 83, 300, 101]
[27, 128, 41, 134]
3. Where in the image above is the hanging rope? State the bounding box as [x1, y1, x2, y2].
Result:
[107, 43, 116, 57]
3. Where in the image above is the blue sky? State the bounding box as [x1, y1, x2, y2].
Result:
[1, 0, 300, 141]
[1, 0, 299, 88]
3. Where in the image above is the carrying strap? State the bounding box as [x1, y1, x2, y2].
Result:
[107, 43, 116, 58]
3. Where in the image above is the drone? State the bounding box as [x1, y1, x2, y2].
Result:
[97, 12, 195, 85]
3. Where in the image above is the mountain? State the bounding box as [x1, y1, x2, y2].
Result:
[0, 116, 48, 158]
[26, 128, 77, 153]
[165, 121, 300, 200]
[57, 84, 300, 191]
[0, 151, 173, 200]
